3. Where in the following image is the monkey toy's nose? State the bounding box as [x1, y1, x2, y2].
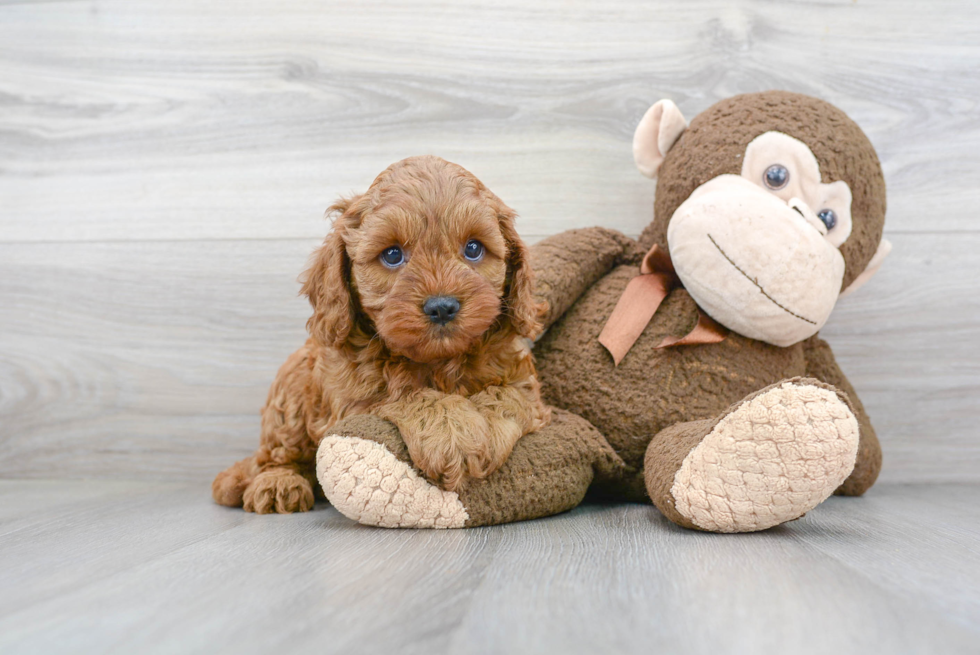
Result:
[423, 296, 461, 325]
[788, 197, 828, 236]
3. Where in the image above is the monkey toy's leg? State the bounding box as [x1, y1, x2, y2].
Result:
[212, 343, 321, 514]
[802, 336, 883, 496]
[315, 410, 624, 528]
[643, 378, 861, 533]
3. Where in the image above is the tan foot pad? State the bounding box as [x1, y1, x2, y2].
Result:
[316, 435, 469, 529]
[672, 382, 860, 533]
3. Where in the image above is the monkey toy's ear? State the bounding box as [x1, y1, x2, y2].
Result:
[633, 99, 688, 179]
[840, 238, 892, 298]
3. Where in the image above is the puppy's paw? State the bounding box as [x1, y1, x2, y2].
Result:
[468, 384, 545, 479]
[242, 468, 315, 514]
[415, 434, 493, 492]
[212, 465, 249, 508]
[472, 415, 523, 479]
[380, 393, 495, 491]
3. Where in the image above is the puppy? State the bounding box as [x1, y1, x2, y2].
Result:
[213, 155, 551, 513]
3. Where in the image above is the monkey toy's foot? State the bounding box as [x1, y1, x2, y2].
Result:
[316, 432, 469, 529]
[645, 378, 860, 533]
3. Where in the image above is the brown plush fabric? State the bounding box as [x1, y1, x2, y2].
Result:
[329, 409, 625, 527]
[533, 250, 882, 508]
[531, 226, 643, 330]
[803, 336, 883, 495]
[535, 263, 808, 494]
[638, 90, 886, 290]
[457, 409, 624, 526]
[643, 417, 718, 530]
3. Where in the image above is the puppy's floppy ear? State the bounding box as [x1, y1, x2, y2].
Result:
[301, 196, 362, 348]
[494, 198, 543, 339]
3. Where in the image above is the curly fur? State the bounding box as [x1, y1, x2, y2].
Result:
[213, 156, 550, 512]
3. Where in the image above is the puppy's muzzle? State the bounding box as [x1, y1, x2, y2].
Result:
[423, 296, 461, 325]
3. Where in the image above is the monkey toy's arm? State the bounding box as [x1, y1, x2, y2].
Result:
[530, 227, 643, 332]
[802, 335, 883, 496]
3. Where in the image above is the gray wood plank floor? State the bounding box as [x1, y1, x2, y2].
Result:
[1, 481, 978, 655]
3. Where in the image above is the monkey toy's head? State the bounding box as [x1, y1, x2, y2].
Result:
[633, 91, 890, 347]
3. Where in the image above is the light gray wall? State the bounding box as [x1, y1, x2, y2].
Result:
[1, 0, 977, 483]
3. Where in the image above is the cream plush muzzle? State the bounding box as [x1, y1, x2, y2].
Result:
[667, 174, 845, 347]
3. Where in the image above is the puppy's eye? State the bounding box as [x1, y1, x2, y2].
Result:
[764, 164, 789, 190]
[380, 245, 405, 268]
[818, 209, 837, 231]
[463, 239, 485, 262]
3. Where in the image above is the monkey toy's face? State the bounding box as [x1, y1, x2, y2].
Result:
[633, 91, 890, 347]
[668, 131, 854, 346]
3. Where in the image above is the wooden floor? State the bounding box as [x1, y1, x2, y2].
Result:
[1, 481, 977, 654]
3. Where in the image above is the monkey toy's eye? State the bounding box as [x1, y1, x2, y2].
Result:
[764, 164, 790, 190]
[818, 209, 837, 231]
[380, 245, 405, 268]
[463, 239, 485, 262]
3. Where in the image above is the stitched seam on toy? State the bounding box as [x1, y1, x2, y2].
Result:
[706, 233, 817, 325]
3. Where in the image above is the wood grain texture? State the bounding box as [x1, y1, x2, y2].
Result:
[1, 0, 979, 482]
[2, 233, 978, 482]
[0, 239, 315, 480]
[0, 0, 978, 242]
[0, 481, 978, 654]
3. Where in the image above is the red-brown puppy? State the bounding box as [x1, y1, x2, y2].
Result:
[213, 156, 550, 513]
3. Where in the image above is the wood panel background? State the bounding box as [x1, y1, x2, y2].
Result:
[1, 0, 978, 483]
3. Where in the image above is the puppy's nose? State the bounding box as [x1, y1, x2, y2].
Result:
[423, 296, 461, 325]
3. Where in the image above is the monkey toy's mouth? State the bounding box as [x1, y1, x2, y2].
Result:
[666, 175, 845, 348]
[705, 233, 817, 327]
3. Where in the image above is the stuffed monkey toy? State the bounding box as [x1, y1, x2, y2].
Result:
[315, 91, 889, 532]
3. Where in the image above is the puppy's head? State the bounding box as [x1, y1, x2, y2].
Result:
[302, 156, 540, 362]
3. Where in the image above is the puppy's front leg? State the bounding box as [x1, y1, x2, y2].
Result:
[468, 384, 551, 479]
[374, 390, 491, 491]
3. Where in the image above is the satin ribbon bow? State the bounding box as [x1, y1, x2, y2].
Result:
[598, 244, 727, 366]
